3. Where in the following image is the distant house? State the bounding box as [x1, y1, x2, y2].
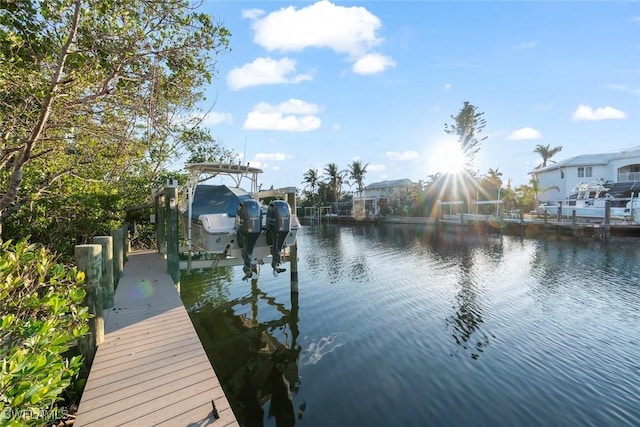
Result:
[352, 178, 414, 218]
[531, 147, 640, 202]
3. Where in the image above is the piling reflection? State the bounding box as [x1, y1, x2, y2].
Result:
[183, 271, 302, 427]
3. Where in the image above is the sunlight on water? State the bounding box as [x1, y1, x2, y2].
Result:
[181, 223, 640, 427]
[300, 333, 344, 366]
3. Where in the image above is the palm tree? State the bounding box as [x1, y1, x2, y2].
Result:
[302, 168, 319, 206]
[529, 175, 559, 204]
[534, 144, 563, 169]
[348, 160, 368, 195]
[323, 163, 346, 203]
[486, 168, 503, 188]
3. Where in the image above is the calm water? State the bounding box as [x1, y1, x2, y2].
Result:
[181, 223, 640, 427]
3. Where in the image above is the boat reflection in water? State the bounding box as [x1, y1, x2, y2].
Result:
[181, 269, 303, 427]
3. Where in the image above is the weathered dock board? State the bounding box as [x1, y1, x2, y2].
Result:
[75, 250, 238, 427]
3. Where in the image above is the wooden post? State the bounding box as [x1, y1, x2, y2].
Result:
[165, 182, 180, 291]
[91, 236, 114, 309]
[121, 223, 129, 262]
[572, 210, 577, 228]
[604, 199, 611, 241]
[557, 201, 562, 222]
[156, 193, 166, 253]
[111, 228, 124, 283]
[74, 244, 104, 363]
[287, 191, 299, 294]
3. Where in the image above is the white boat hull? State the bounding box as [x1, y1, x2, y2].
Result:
[544, 205, 639, 222]
[184, 213, 299, 261]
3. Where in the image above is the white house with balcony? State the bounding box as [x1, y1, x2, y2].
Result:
[531, 146, 640, 202]
[352, 178, 414, 219]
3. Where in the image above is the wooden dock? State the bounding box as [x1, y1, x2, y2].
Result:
[74, 250, 238, 427]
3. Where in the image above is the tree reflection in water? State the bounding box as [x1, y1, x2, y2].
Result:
[429, 227, 501, 360]
[184, 272, 302, 426]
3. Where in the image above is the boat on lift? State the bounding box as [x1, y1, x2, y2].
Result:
[180, 162, 299, 279]
[542, 181, 640, 223]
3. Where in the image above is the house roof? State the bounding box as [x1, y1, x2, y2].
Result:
[530, 146, 640, 174]
[365, 178, 414, 189]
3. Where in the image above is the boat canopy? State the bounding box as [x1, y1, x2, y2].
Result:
[186, 185, 253, 219]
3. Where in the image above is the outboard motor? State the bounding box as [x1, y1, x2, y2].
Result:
[266, 200, 291, 276]
[236, 199, 262, 279]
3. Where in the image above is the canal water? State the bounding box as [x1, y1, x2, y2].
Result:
[181, 223, 640, 427]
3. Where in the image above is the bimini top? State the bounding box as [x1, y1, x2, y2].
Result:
[185, 162, 263, 193]
[186, 184, 253, 219]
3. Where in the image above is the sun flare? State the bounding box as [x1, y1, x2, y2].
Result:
[434, 142, 465, 174]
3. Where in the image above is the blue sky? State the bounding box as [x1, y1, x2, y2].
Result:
[187, 0, 640, 191]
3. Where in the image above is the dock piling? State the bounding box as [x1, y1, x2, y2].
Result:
[74, 244, 104, 362]
[287, 191, 299, 294]
[121, 223, 129, 262]
[155, 192, 166, 253]
[110, 228, 124, 284]
[165, 181, 180, 291]
[91, 236, 114, 309]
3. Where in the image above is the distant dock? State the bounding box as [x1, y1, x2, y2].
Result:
[300, 213, 640, 239]
[75, 250, 238, 426]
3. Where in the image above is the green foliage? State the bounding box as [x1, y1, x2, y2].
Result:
[323, 163, 347, 204]
[533, 144, 563, 169]
[348, 160, 368, 195]
[0, 239, 90, 426]
[444, 101, 487, 173]
[0, 0, 232, 251]
[2, 177, 124, 257]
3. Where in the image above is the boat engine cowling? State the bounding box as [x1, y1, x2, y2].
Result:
[266, 200, 291, 273]
[236, 200, 262, 278]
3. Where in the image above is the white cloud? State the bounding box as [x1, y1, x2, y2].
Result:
[572, 104, 627, 121]
[368, 164, 386, 172]
[242, 9, 265, 20]
[227, 57, 313, 90]
[243, 99, 321, 132]
[253, 152, 290, 161]
[331, 123, 342, 131]
[247, 1, 394, 73]
[249, 1, 382, 57]
[444, 83, 452, 92]
[386, 150, 420, 161]
[352, 53, 396, 74]
[507, 127, 543, 140]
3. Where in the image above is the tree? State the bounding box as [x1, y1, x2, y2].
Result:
[302, 168, 319, 206]
[180, 127, 237, 165]
[486, 168, 503, 188]
[444, 101, 487, 173]
[0, 0, 231, 241]
[348, 160, 368, 195]
[323, 163, 346, 203]
[533, 144, 563, 169]
[528, 175, 559, 204]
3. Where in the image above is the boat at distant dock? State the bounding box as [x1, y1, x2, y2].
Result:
[542, 181, 640, 223]
[179, 162, 299, 279]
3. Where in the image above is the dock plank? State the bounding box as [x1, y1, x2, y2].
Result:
[75, 251, 238, 426]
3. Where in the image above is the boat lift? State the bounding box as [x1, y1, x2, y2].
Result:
[180, 162, 299, 288]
